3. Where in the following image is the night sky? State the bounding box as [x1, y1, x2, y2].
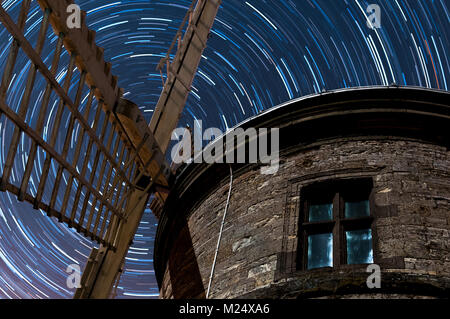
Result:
[0, 0, 448, 298]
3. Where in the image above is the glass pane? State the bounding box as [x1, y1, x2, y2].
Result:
[308, 203, 333, 222]
[346, 229, 373, 264]
[345, 200, 370, 219]
[307, 233, 333, 269]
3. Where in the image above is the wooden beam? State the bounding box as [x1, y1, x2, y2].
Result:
[150, 0, 222, 153]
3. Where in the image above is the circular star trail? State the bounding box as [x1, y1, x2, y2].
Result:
[0, 0, 448, 298]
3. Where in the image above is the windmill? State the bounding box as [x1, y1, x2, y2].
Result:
[0, 0, 221, 298]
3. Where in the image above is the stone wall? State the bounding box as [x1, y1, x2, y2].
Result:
[159, 137, 450, 298]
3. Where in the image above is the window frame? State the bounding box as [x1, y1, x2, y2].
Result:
[297, 179, 374, 271]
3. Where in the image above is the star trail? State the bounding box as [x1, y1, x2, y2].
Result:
[0, 0, 448, 299]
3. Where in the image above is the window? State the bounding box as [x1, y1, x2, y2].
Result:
[298, 179, 374, 270]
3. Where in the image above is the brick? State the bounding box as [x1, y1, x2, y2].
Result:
[158, 139, 450, 299]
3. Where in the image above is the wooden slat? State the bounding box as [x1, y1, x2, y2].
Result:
[0, 1, 45, 191]
[97, 139, 124, 239]
[49, 71, 87, 210]
[37, 52, 77, 208]
[0, 6, 134, 188]
[62, 88, 96, 218]
[0, 95, 121, 247]
[38, 0, 172, 187]
[0, 97, 123, 219]
[0, 0, 31, 99]
[18, 34, 65, 201]
[149, 0, 222, 153]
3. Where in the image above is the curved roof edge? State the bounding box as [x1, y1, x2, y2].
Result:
[177, 85, 449, 183]
[154, 86, 450, 287]
[214, 85, 449, 136]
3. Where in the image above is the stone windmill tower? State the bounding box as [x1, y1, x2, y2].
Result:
[154, 86, 450, 299]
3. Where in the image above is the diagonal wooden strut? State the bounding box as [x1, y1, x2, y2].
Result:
[150, 0, 222, 153]
[76, 0, 221, 298]
[149, 0, 222, 217]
